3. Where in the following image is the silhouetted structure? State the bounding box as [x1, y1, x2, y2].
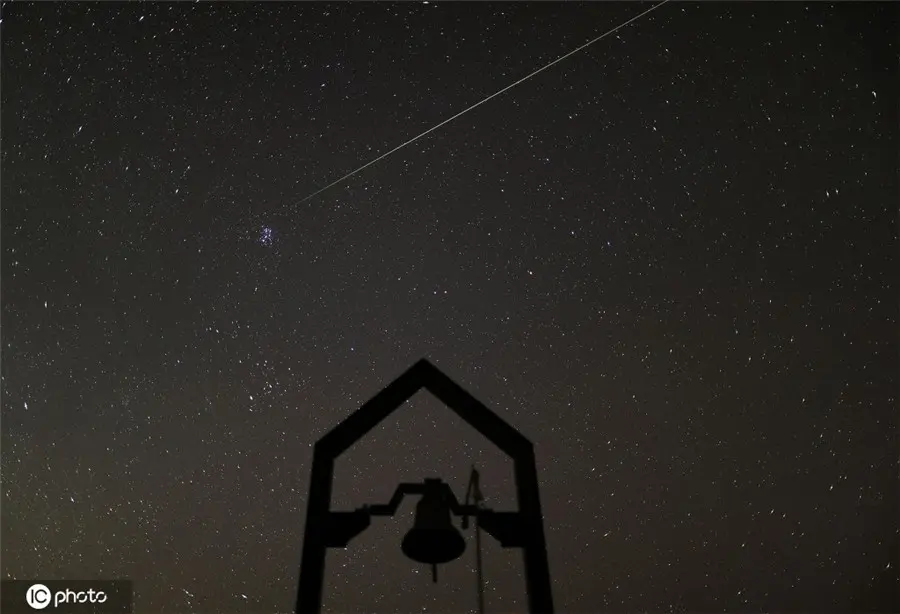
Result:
[296, 358, 554, 614]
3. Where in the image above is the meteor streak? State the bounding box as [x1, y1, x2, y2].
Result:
[291, 0, 670, 208]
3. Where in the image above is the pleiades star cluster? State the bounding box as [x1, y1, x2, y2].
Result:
[1, 2, 897, 613]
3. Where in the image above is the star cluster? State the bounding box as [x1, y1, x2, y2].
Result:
[1, 2, 897, 613]
[260, 227, 274, 248]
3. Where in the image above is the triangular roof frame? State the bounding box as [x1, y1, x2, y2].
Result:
[316, 358, 532, 462]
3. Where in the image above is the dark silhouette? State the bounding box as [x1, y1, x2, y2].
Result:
[296, 358, 554, 614]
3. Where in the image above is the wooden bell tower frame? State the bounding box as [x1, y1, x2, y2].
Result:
[295, 359, 554, 613]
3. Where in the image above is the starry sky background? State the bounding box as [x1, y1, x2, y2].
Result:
[1, 2, 898, 613]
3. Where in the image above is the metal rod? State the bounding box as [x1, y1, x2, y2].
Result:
[470, 466, 485, 614]
[475, 502, 485, 614]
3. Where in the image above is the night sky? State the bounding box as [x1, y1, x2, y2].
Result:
[1, 2, 898, 613]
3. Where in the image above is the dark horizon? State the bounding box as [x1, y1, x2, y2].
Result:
[1, 2, 898, 613]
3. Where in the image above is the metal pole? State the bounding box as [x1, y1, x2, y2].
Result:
[471, 467, 485, 614]
[475, 501, 485, 614]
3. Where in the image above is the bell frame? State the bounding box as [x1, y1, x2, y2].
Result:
[295, 358, 555, 614]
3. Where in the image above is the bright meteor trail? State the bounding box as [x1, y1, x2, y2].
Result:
[292, 0, 670, 207]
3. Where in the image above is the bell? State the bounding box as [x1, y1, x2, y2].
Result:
[401, 483, 466, 581]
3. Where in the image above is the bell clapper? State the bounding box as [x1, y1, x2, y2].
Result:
[432, 563, 438, 583]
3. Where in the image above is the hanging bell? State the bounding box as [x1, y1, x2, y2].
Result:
[401, 482, 466, 582]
